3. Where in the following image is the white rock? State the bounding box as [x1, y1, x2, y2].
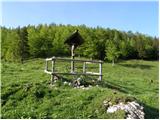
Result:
[107, 105, 119, 113]
[63, 81, 68, 85]
[83, 87, 89, 90]
[80, 85, 84, 88]
[106, 101, 145, 119]
[54, 80, 57, 83]
[88, 85, 92, 87]
[108, 102, 112, 106]
[54, 76, 58, 80]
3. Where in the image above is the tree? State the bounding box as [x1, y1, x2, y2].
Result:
[1, 23, 158, 61]
[134, 34, 146, 59]
[119, 37, 131, 59]
[105, 40, 120, 66]
[52, 27, 70, 56]
[5, 30, 22, 62]
[1, 27, 9, 59]
[94, 28, 108, 60]
[76, 27, 97, 59]
[151, 37, 159, 60]
[17, 26, 29, 63]
[28, 25, 53, 58]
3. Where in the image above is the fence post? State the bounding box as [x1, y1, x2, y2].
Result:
[71, 56, 75, 73]
[52, 60, 55, 73]
[45, 60, 48, 71]
[51, 59, 55, 84]
[71, 45, 75, 73]
[83, 62, 86, 73]
[99, 62, 102, 81]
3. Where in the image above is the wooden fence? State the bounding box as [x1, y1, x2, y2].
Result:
[44, 56, 103, 83]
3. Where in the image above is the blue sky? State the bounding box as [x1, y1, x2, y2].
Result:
[2, 1, 158, 37]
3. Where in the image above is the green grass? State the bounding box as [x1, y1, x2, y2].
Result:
[1, 58, 159, 119]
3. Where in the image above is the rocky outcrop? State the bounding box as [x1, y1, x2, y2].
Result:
[103, 100, 145, 119]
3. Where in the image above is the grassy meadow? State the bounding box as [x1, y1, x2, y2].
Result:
[1, 58, 159, 119]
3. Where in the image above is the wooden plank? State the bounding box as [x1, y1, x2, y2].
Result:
[46, 58, 52, 61]
[85, 62, 94, 64]
[86, 72, 100, 75]
[45, 69, 102, 76]
[49, 57, 103, 63]
[50, 72, 101, 76]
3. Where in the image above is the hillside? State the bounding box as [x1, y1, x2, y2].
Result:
[1, 59, 159, 119]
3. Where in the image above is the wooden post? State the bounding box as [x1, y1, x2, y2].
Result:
[45, 60, 48, 71]
[83, 62, 86, 73]
[52, 60, 55, 73]
[99, 62, 102, 81]
[51, 60, 55, 84]
[71, 44, 75, 73]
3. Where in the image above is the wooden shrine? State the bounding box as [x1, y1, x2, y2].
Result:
[44, 30, 103, 84]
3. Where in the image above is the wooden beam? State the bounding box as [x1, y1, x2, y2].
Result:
[45, 71, 101, 76]
[47, 56, 103, 63]
[86, 72, 100, 75]
[71, 45, 75, 73]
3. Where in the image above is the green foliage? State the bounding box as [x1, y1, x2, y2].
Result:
[51, 27, 70, 56]
[119, 38, 130, 58]
[18, 26, 29, 62]
[28, 25, 53, 57]
[105, 40, 121, 65]
[5, 30, 22, 62]
[1, 24, 159, 63]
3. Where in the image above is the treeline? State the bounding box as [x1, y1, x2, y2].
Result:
[1, 23, 159, 63]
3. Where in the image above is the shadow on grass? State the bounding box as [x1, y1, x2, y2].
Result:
[99, 81, 129, 94]
[98, 80, 144, 95]
[118, 63, 154, 69]
[141, 103, 159, 119]
[58, 75, 141, 95]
